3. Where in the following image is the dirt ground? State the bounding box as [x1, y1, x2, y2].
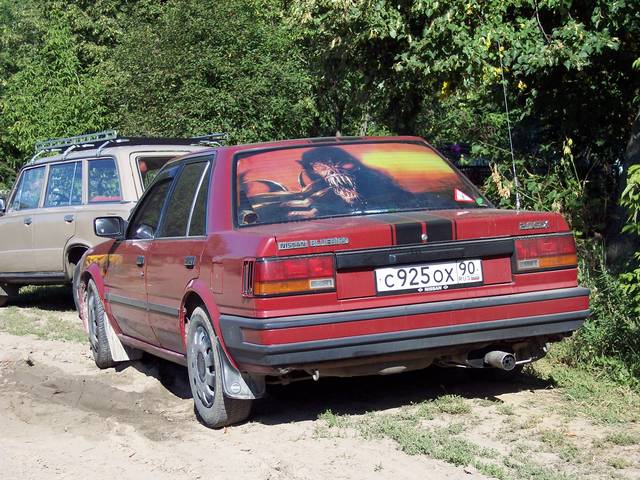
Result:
[0, 288, 639, 480]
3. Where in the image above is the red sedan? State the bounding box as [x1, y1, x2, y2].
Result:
[76, 136, 589, 428]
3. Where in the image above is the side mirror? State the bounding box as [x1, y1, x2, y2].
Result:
[94, 216, 126, 239]
[0, 197, 6, 216]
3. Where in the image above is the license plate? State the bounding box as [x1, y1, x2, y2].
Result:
[375, 259, 483, 294]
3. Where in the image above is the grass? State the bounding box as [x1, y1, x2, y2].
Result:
[496, 403, 515, 416]
[533, 345, 640, 424]
[540, 430, 581, 463]
[433, 394, 472, 415]
[607, 457, 631, 470]
[604, 431, 639, 446]
[0, 305, 85, 343]
[315, 397, 574, 480]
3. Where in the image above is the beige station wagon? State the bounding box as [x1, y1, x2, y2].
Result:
[0, 130, 211, 307]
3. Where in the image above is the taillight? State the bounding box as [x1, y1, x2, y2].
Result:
[253, 255, 335, 296]
[514, 234, 577, 272]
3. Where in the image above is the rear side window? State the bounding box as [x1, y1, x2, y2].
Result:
[88, 158, 121, 203]
[159, 162, 208, 238]
[44, 162, 83, 207]
[188, 167, 210, 236]
[10, 167, 45, 211]
[235, 142, 489, 226]
[137, 156, 173, 190]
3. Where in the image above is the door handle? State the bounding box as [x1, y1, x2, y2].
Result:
[136, 256, 145, 267]
[64, 214, 74, 223]
[184, 256, 196, 269]
[24, 217, 32, 226]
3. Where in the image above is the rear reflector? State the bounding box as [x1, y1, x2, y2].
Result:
[514, 234, 577, 272]
[253, 255, 335, 296]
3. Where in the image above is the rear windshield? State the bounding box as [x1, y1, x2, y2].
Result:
[236, 141, 489, 226]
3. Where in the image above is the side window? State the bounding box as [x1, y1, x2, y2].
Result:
[44, 162, 83, 207]
[88, 158, 121, 203]
[10, 167, 45, 211]
[127, 180, 173, 240]
[159, 162, 207, 238]
[188, 167, 210, 236]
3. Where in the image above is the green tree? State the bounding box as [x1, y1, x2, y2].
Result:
[105, 0, 315, 143]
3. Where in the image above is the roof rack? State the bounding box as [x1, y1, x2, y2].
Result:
[28, 130, 227, 164]
[192, 132, 227, 147]
[34, 130, 118, 154]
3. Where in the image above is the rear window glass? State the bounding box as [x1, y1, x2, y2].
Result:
[88, 158, 121, 203]
[137, 156, 173, 190]
[236, 142, 489, 226]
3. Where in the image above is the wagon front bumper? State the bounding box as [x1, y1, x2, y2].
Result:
[219, 287, 590, 370]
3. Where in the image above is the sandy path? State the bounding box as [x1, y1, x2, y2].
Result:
[0, 332, 489, 480]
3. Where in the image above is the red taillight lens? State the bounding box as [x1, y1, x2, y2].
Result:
[514, 234, 577, 272]
[253, 255, 335, 296]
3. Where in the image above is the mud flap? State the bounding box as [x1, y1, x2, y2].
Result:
[104, 314, 142, 362]
[215, 339, 265, 400]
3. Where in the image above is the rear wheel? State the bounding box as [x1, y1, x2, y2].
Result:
[85, 279, 116, 369]
[72, 263, 82, 312]
[0, 284, 19, 307]
[186, 307, 252, 428]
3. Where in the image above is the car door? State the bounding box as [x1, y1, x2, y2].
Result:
[147, 157, 212, 353]
[0, 166, 46, 274]
[30, 160, 83, 273]
[103, 165, 180, 344]
[145, 157, 212, 353]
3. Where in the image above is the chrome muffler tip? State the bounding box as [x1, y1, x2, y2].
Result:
[484, 351, 517, 371]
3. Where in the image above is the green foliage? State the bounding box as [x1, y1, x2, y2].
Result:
[619, 164, 640, 313]
[558, 240, 640, 387]
[105, 0, 314, 143]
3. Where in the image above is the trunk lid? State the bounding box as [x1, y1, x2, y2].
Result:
[246, 209, 569, 301]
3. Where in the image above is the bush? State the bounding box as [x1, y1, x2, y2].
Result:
[557, 240, 640, 388]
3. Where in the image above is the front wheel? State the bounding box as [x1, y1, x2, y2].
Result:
[85, 279, 116, 369]
[186, 307, 252, 428]
[0, 284, 19, 308]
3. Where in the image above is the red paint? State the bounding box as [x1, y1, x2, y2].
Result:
[241, 296, 589, 345]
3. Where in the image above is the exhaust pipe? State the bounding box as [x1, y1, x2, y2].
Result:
[484, 351, 516, 371]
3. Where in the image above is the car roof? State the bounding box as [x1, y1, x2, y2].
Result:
[29, 138, 210, 166]
[166, 135, 427, 167]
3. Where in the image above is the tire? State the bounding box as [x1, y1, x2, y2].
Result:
[85, 279, 116, 369]
[72, 263, 82, 313]
[186, 307, 252, 428]
[0, 284, 19, 308]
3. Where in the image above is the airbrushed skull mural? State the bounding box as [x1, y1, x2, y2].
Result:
[236, 142, 486, 225]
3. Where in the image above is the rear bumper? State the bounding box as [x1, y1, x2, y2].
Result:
[219, 287, 590, 370]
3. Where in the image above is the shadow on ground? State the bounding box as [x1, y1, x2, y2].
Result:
[11, 285, 75, 312]
[121, 354, 554, 426]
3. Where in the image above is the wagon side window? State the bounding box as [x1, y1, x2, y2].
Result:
[44, 161, 83, 207]
[88, 158, 121, 203]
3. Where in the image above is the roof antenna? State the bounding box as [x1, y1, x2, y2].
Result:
[497, 39, 521, 210]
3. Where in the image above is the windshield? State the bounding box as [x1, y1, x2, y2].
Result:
[235, 141, 489, 226]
